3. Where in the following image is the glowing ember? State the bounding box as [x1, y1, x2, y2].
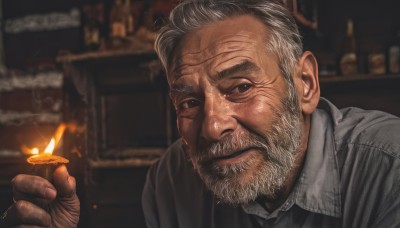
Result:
[31, 148, 39, 155]
[27, 154, 69, 165]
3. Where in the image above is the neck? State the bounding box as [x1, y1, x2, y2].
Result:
[257, 115, 311, 212]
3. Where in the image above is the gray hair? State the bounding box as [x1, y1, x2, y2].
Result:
[154, 0, 303, 90]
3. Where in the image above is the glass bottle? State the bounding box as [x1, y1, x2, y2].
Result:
[340, 19, 358, 75]
[124, 0, 135, 36]
[388, 31, 400, 74]
[368, 47, 386, 75]
[109, 0, 126, 43]
[83, 5, 100, 51]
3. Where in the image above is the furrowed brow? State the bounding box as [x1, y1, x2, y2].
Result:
[169, 84, 194, 98]
[216, 60, 260, 81]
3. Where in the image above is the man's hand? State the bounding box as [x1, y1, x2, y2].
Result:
[0, 165, 80, 227]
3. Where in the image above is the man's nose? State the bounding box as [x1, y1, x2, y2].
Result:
[200, 95, 236, 142]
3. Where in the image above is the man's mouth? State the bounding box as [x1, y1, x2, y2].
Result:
[199, 147, 262, 168]
[213, 148, 252, 161]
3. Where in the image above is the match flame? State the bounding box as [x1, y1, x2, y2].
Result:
[22, 123, 67, 156]
[44, 138, 55, 155]
[43, 123, 66, 155]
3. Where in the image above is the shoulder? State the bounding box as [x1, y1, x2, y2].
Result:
[338, 109, 400, 226]
[317, 98, 400, 159]
[336, 106, 400, 159]
[320, 100, 400, 225]
[328, 102, 400, 179]
[333, 105, 400, 179]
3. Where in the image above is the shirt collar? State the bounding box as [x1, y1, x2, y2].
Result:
[242, 98, 342, 219]
[293, 98, 342, 218]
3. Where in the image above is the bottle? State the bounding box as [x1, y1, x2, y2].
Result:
[109, 0, 126, 45]
[82, 5, 100, 51]
[124, 0, 135, 36]
[388, 31, 400, 74]
[368, 47, 386, 75]
[339, 19, 358, 75]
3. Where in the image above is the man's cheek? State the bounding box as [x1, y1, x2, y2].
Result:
[177, 118, 197, 149]
[235, 101, 273, 135]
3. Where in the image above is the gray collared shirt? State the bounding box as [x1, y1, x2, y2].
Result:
[142, 98, 400, 228]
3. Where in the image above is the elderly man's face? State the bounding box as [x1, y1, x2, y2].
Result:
[168, 15, 302, 204]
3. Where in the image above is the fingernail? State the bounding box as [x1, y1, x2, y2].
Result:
[44, 187, 57, 199]
[58, 164, 69, 175]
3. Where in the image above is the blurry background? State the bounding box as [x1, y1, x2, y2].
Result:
[0, 0, 399, 227]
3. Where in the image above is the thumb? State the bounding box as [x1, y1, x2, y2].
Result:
[52, 165, 76, 198]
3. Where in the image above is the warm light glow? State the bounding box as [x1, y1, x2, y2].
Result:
[22, 123, 68, 156]
[53, 123, 66, 148]
[31, 148, 39, 155]
[44, 138, 55, 155]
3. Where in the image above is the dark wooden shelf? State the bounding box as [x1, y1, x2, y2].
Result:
[56, 36, 157, 65]
[319, 74, 400, 84]
[319, 73, 400, 117]
[57, 47, 156, 63]
[319, 74, 400, 91]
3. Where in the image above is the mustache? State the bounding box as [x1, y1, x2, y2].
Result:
[196, 130, 270, 162]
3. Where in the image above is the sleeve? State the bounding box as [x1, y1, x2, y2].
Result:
[370, 159, 400, 228]
[371, 188, 400, 227]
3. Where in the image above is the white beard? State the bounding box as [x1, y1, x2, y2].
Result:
[189, 96, 302, 204]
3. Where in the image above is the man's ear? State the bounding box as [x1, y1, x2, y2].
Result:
[295, 51, 320, 115]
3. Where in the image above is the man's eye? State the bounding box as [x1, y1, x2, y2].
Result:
[179, 99, 201, 110]
[232, 83, 252, 94]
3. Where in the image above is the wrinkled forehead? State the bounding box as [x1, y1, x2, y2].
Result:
[167, 15, 270, 79]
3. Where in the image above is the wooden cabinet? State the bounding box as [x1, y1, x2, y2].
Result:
[59, 48, 178, 227]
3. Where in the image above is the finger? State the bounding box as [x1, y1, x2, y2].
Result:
[12, 175, 57, 201]
[52, 165, 76, 198]
[13, 190, 55, 204]
[1, 200, 51, 227]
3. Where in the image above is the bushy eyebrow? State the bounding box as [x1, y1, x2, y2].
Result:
[215, 60, 261, 81]
[170, 84, 193, 93]
[169, 60, 260, 98]
[169, 84, 194, 99]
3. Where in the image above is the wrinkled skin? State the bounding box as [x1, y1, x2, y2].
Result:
[1, 165, 80, 227]
[168, 15, 320, 210]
